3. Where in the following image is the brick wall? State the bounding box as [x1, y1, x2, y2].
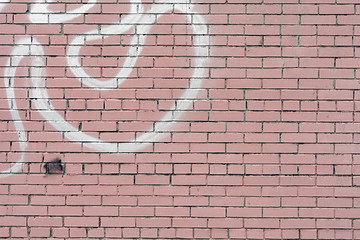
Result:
[1, 0, 359, 239]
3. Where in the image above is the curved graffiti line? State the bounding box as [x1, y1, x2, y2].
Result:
[1, 0, 208, 177]
[1, 41, 29, 178]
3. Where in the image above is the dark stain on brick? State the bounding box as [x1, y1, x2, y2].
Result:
[44, 158, 64, 174]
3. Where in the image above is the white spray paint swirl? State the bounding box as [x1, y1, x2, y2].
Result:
[1, 0, 208, 177]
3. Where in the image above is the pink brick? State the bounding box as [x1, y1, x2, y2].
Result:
[211, 4, 245, 13]
[190, 143, 225, 153]
[136, 218, 171, 228]
[319, 47, 353, 57]
[265, 15, 300, 24]
[172, 175, 206, 185]
[135, 175, 170, 185]
[208, 218, 244, 228]
[246, 197, 280, 207]
[101, 217, 135, 228]
[300, 208, 335, 218]
[98, 175, 133, 185]
[0, 217, 26, 227]
[209, 25, 244, 35]
[48, 206, 82, 216]
[281, 219, 316, 229]
[335, 187, 360, 197]
[172, 218, 207, 228]
[319, 4, 354, 14]
[282, 197, 316, 207]
[318, 219, 352, 229]
[245, 219, 280, 229]
[319, 198, 352, 208]
[245, 26, 280, 36]
[245, 133, 279, 143]
[320, 69, 354, 79]
[66, 196, 101, 205]
[211, 68, 245, 78]
[247, 4, 281, 14]
[138, 196, 172, 206]
[84, 206, 118, 216]
[46, 186, 81, 195]
[28, 217, 62, 227]
[228, 207, 262, 218]
[0, 195, 28, 205]
[174, 197, 208, 207]
[102, 196, 137, 206]
[282, 26, 316, 36]
[262, 187, 297, 197]
[302, 15, 336, 25]
[280, 176, 316, 186]
[318, 26, 353, 36]
[31, 196, 65, 205]
[247, 47, 281, 57]
[64, 217, 99, 227]
[211, 46, 244, 57]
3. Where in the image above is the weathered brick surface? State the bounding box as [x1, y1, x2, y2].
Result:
[0, 0, 360, 239]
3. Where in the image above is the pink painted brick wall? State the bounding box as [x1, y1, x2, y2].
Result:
[0, 0, 359, 239]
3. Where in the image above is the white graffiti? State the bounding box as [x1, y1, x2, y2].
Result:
[29, 0, 97, 24]
[1, 0, 208, 177]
